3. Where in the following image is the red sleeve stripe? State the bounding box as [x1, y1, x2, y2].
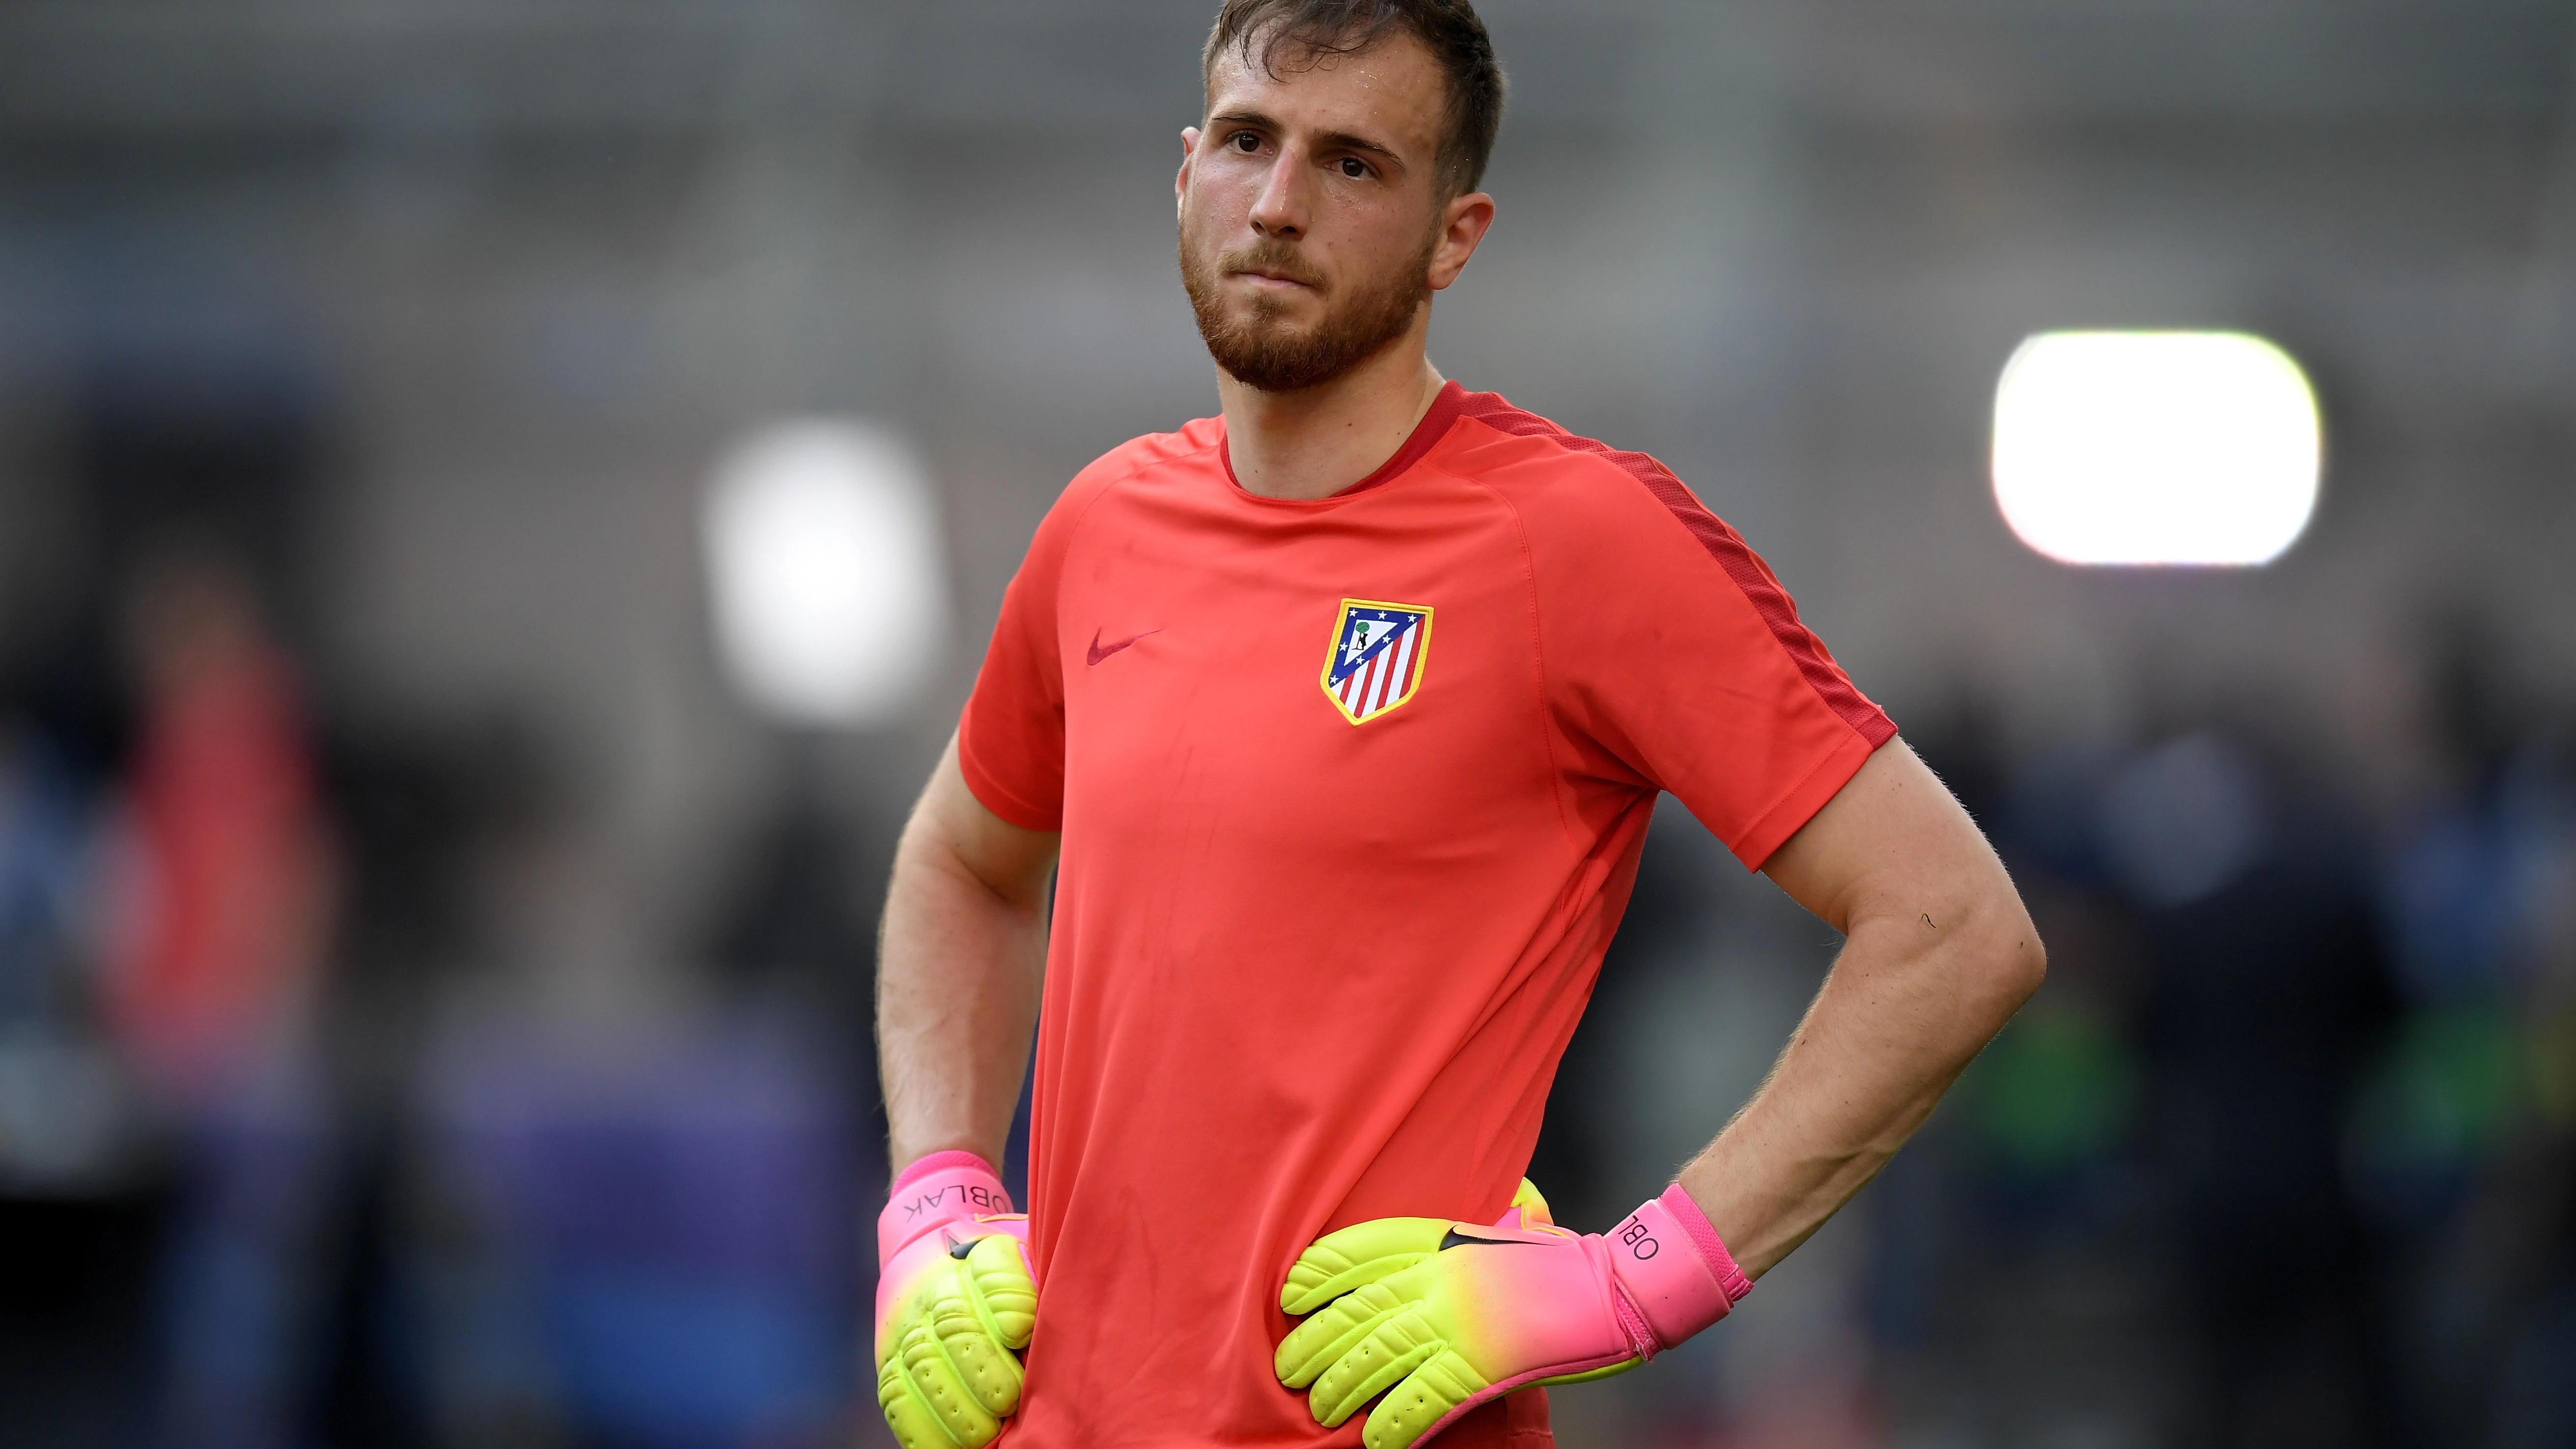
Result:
[1453, 391, 1897, 748]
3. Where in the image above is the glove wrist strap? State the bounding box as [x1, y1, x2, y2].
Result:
[1656, 1183, 1754, 1303]
[1601, 1186, 1753, 1352]
[878, 1150, 1012, 1264]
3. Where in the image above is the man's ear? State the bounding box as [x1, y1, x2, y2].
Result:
[1427, 190, 1496, 292]
[1176, 126, 1203, 217]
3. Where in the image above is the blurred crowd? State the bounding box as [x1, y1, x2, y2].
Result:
[0, 377, 885, 1449]
[0, 375, 2569, 1449]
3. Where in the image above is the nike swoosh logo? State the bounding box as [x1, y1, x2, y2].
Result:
[1087, 627, 1160, 665]
[1439, 1228, 1543, 1251]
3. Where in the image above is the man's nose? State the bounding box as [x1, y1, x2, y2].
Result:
[1249, 146, 1309, 239]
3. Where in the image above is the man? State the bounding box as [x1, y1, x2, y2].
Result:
[873, 3, 2044, 1447]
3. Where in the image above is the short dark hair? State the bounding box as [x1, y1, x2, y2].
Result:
[1202, 0, 1507, 198]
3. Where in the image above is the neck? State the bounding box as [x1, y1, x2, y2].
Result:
[1218, 320, 1447, 502]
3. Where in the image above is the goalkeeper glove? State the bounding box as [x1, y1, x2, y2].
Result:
[874, 1151, 1036, 1449]
[1275, 1180, 1751, 1449]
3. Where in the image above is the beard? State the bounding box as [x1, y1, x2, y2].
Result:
[1178, 225, 1435, 393]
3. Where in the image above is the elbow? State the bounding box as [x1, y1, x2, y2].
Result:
[2010, 921, 2048, 1005]
[1984, 893, 2047, 1013]
[1933, 882, 2044, 1023]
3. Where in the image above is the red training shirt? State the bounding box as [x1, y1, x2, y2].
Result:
[959, 382, 1895, 1449]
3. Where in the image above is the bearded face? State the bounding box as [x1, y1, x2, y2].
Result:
[1176, 30, 1475, 397]
[1178, 216, 1438, 394]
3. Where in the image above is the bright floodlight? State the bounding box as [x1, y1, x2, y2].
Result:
[704, 418, 949, 728]
[1991, 332, 2320, 566]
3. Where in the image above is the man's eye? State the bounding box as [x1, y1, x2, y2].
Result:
[1340, 157, 1369, 178]
[1231, 132, 1260, 152]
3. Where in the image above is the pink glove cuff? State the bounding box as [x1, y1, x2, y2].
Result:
[1602, 1187, 1752, 1352]
[1657, 1184, 1754, 1304]
[878, 1150, 1012, 1264]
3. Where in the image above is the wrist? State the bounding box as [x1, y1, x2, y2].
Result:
[1601, 1185, 1751, 1351]
[1654, 1183, 1753, 1302]
[878, 1149, 1012, 1264]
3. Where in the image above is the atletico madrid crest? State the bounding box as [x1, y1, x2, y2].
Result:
[1320, 598, 1433, 724]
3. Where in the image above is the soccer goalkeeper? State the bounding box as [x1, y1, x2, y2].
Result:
[872, 1, 2044, 1446]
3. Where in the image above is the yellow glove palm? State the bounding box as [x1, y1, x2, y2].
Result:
[874, 1151, 1036, 1449]
[877, 1230, 1036, 1449]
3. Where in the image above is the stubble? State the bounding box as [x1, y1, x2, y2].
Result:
[1178, 224, 1437, 394]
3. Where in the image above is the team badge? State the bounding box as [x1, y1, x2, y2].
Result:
[1320, 598, 1433, 724]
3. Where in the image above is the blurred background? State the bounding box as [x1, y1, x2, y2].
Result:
[0, 1, 2571, 1446]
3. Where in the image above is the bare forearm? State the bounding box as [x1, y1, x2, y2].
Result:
[877, 753, 1055, 1174]
[1677, 895, 2042, 1276]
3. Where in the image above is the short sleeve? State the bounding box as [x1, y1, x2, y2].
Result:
[956, 486, 1090, 833]
[1523, 453, 1895, 870]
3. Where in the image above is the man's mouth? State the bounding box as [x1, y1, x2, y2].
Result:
[1219, 249, 1326, 292]
[1232, 267, 1318, 290]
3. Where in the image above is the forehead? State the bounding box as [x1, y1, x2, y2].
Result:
[1204, 29, 1448, 158]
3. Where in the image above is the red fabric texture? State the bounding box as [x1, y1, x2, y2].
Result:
[1450, 391, 1897, 749]
[957, 384, 1892, 1448]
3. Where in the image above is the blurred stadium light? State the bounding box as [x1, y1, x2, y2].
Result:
[703, 418, 949, 729]
[1991, 331, 2321, 567]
